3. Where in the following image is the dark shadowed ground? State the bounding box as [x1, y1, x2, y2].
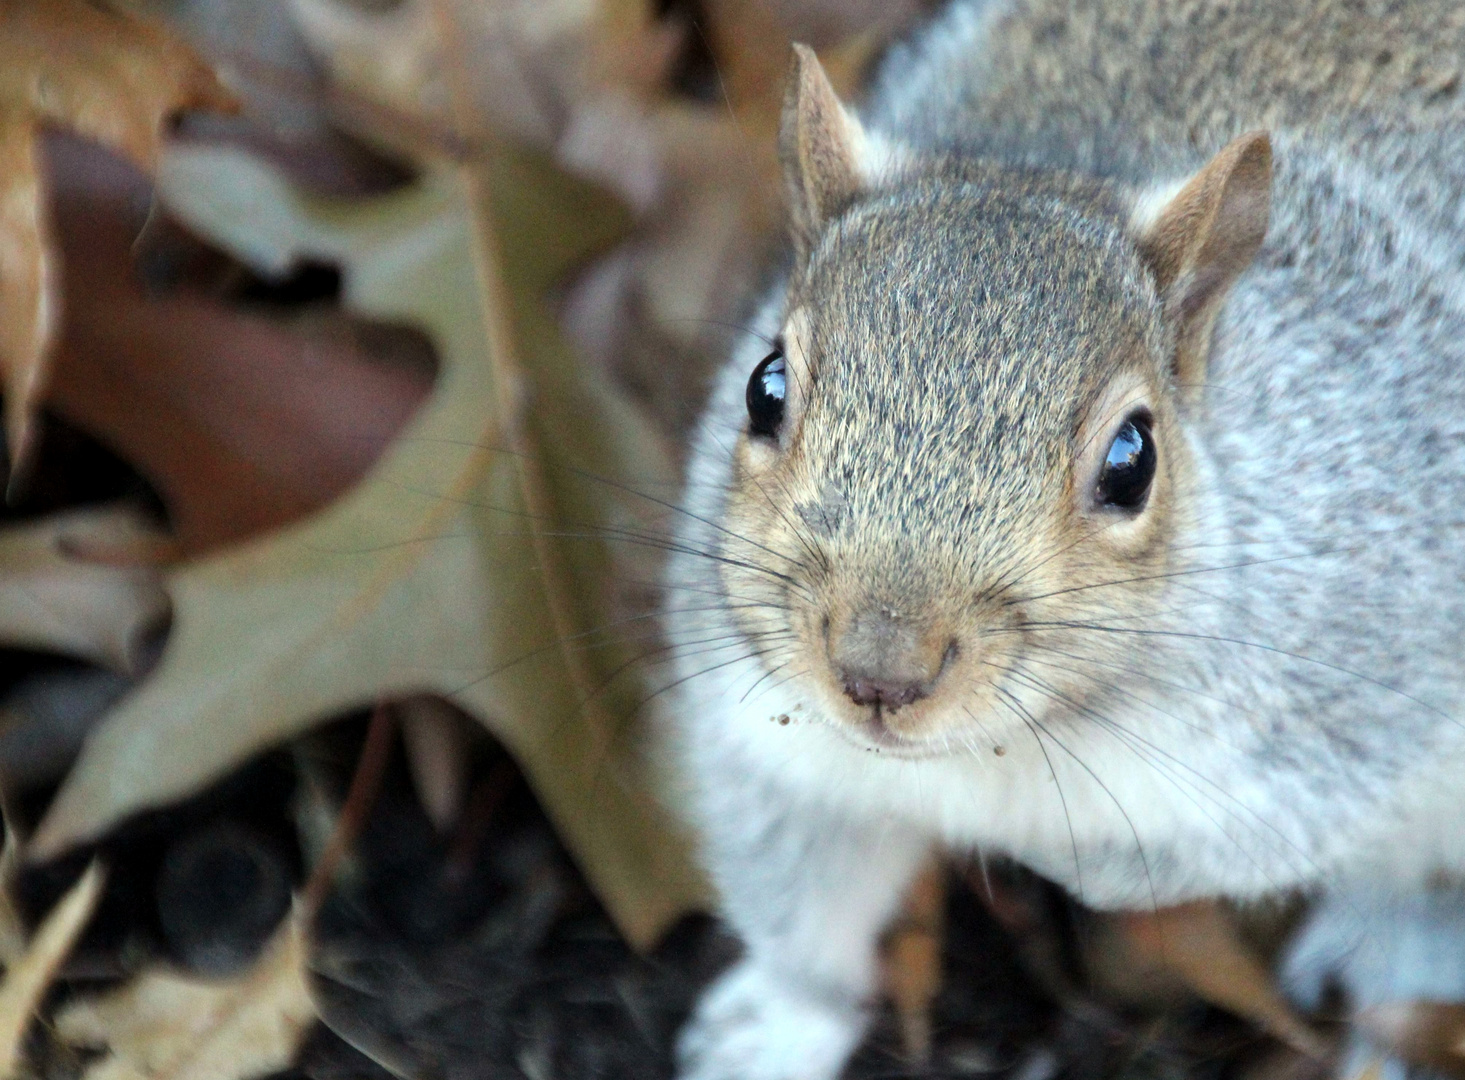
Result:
[9, 711, 1307, 1080]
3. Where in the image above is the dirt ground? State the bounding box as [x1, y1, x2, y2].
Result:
[5, 713, 1306, 1080]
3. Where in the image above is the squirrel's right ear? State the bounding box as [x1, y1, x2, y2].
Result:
[781, 43, 869, 266]
[1135, 131, 1272, 394]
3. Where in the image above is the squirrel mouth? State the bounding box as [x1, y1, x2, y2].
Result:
[848, 707, 943, 759]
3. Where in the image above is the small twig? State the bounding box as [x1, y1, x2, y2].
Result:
[300, 702, 396, 920]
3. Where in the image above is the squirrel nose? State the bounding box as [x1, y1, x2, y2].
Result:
[829, 607, 955, 713]
[841, 675, 931, 710]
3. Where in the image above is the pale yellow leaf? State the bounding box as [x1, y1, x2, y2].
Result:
[0, 828, 24, 969]
[0, 506, 169, 675]
[0, 861, 104, 1079]
[399, 696, 470, 832]
[56, 907, 314, 1080]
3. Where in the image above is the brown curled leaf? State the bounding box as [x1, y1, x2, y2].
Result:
[0, 0, 236, 472]
[1113, 901, 1327, 1059]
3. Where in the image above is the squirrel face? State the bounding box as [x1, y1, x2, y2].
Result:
[713, 48, 1272, 755]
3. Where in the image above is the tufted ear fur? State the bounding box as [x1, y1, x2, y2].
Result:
[1136, 131, 1272, 395]
[781, 43, 869, 268]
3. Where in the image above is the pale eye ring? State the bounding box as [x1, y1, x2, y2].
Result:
[1095, 411, 1156, 510]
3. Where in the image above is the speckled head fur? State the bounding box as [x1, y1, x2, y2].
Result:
[718, 47, 1271, 754]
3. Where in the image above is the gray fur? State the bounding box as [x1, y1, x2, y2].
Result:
[662, 3, 1465, 1077]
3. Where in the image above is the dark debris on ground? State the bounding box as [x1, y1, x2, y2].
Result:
[2, 708, 1302, 1080]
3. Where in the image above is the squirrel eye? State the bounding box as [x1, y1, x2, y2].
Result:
[1096, 413, 1156, 510]
[746, 347, 787, 439]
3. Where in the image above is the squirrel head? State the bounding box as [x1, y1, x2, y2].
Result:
[716, 47, 1271, 755]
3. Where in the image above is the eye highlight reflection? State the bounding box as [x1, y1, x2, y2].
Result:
[746, 349, 788, 439]
[1096, 413, 1156, 510]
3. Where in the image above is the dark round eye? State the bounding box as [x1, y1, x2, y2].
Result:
[1096, 413, 1156, 510]
[746, 348, 787, 439]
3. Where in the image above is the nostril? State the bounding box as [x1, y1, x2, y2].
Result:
[829, 614, 960, 713]
[842, 676, 930, 711]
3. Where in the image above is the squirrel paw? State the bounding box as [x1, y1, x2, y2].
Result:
[676, 959, 867, 1080]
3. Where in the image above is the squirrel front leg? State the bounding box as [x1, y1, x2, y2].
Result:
[678, 771, 932, 1080]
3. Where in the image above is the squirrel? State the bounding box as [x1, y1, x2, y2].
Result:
[658, 1, 1465, 1077]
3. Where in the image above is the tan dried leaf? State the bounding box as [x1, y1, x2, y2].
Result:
[289, 0, 674, 163]
[55, 907, 315, 1080]
[31, 141, 705, 949]
[881, 857, 944, 1066]
[0, 861, 104, 1079]
[0, 506, 170, 674]
[1113, 901, 1327, 1058]
[0, 0, 235, 469]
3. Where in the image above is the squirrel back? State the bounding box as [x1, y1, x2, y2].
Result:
[871, 0, 1465, 191]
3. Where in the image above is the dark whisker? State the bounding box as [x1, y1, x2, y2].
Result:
[988, 689, 1086, 904]
[991, 680, 1158, 913]
[1003, 661, 1320, 888]
[1004, 545, 1361, 606]
[1001, 620, 1460, 727]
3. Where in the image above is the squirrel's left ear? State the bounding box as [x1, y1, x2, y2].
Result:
[1135, 131, 1272, 395]
[781, 43, 870, 267]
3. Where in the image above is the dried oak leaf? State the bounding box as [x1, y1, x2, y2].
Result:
[0, 0, 235, 471]
[1109, 901, 1327, 1058]
[55, 906, 315, 1080]
[288, 0, 678, 179]
[31, 141, 706, 949]
[0, 861, 104, 1078]
[0, 505, 169, 674]
[398, 695, 472, 833]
